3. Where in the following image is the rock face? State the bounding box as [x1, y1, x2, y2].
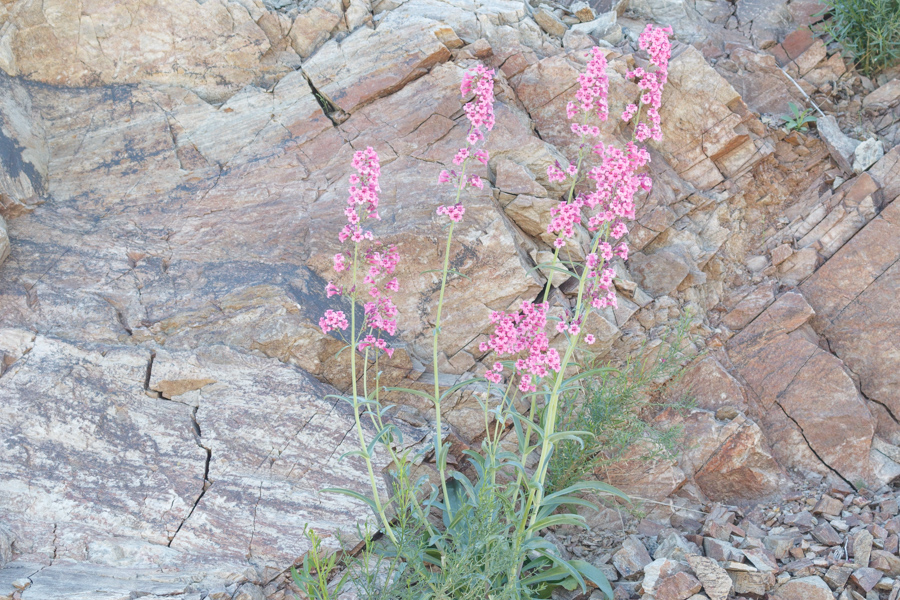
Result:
[726, 292, 876, 484]
[802, 195, 900, 438]
[0, 334, 387, 591]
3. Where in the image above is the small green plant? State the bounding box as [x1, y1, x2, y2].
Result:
[818, 0, 900, 75]
[547, 315, 692, 494]
[782, 102, 818, 132]
[292, 526, 348, 600]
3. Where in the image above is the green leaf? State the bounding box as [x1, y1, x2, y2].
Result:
[339, 449, 370, 461]
[366, 424, 398, 456]
[530, 513, 587, 532]
[571, 559, 615, 599]
[383, 386, 437, 405]
[321, 487, 380, 517]
[519, 565, 572, 586]
[439, 377, 485, 401]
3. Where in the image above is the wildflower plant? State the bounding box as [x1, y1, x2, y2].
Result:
[316, 25, 673, 600]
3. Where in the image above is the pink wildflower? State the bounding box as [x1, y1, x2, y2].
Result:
[461, 64, 496, 134]
[481, 301, 562, 392]
[320, 309, 349, 334]
[621, 24, 672, 142]
[547, 164, 567, 183]
[437, 203, 465, 222]
[584, 334, 596, 345]
[568, 47, 610, 127]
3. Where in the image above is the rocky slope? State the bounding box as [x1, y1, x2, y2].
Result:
[0, 0, 899, 597]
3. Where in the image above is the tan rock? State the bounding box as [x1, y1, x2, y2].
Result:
[658, 46, 772, 190]
[774, 576, 835, 600]
[643, 558, 687, 595]
[722, 282, 775, 330]
[686, 554, 733, 600]
[771, 243, 793, 266]
[727, 292, 875, 484]
[692, 416, 788, 502]
[777, 246, 818, 285]
[870, 549, 900, 577]
[504, 195, 557, 237]
[802, 198, 900, 429]
[863, 79, 900, 111]
[730, 570, 775, 595]
[302, 14, 452, 114]
[721, 49, 806, 116]
[670, 356, 749, 412]
[657, 572, 703, 600]
[288, 0, 344, 58]
[570, 1, 596, 21]
[790, 39, 827, 77]
[0, 215, 8, 267]
[0, 0, 296, 103]
[533, 5, 568, 36]
[851, 530, 874, 569]
[494, 159, 548, 197]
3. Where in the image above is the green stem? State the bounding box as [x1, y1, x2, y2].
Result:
[527, 230, 604, 530]
[431, 157, 470, 522]
[349, 242, 398, 545]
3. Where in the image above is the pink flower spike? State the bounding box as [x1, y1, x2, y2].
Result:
[475, 149, 489, 164]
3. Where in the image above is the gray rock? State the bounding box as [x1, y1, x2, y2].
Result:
[853, 138, 885, 173]
[655, 533, 701, 561]
[0, 524, 12, 567]
[570, 11, 621, 44]
[817, 115, 861, 174]
[0, 338, 389, 596]
[629, 250, 691, 297]
[233, 583, 266, 600]
[612, 535, 652, 579]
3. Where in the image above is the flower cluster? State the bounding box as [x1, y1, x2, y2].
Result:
[621, 24, 673, 142]
[567, 47, 610, 137]
[320, 309, 349, 334]
[438, 65, 496, 216]
[479, 302, 561, 392]
[460, 64, 496, 140]
[546, 161, 579, 184]
[321, 148, 400, 358]
[584, 141, 650, 230]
